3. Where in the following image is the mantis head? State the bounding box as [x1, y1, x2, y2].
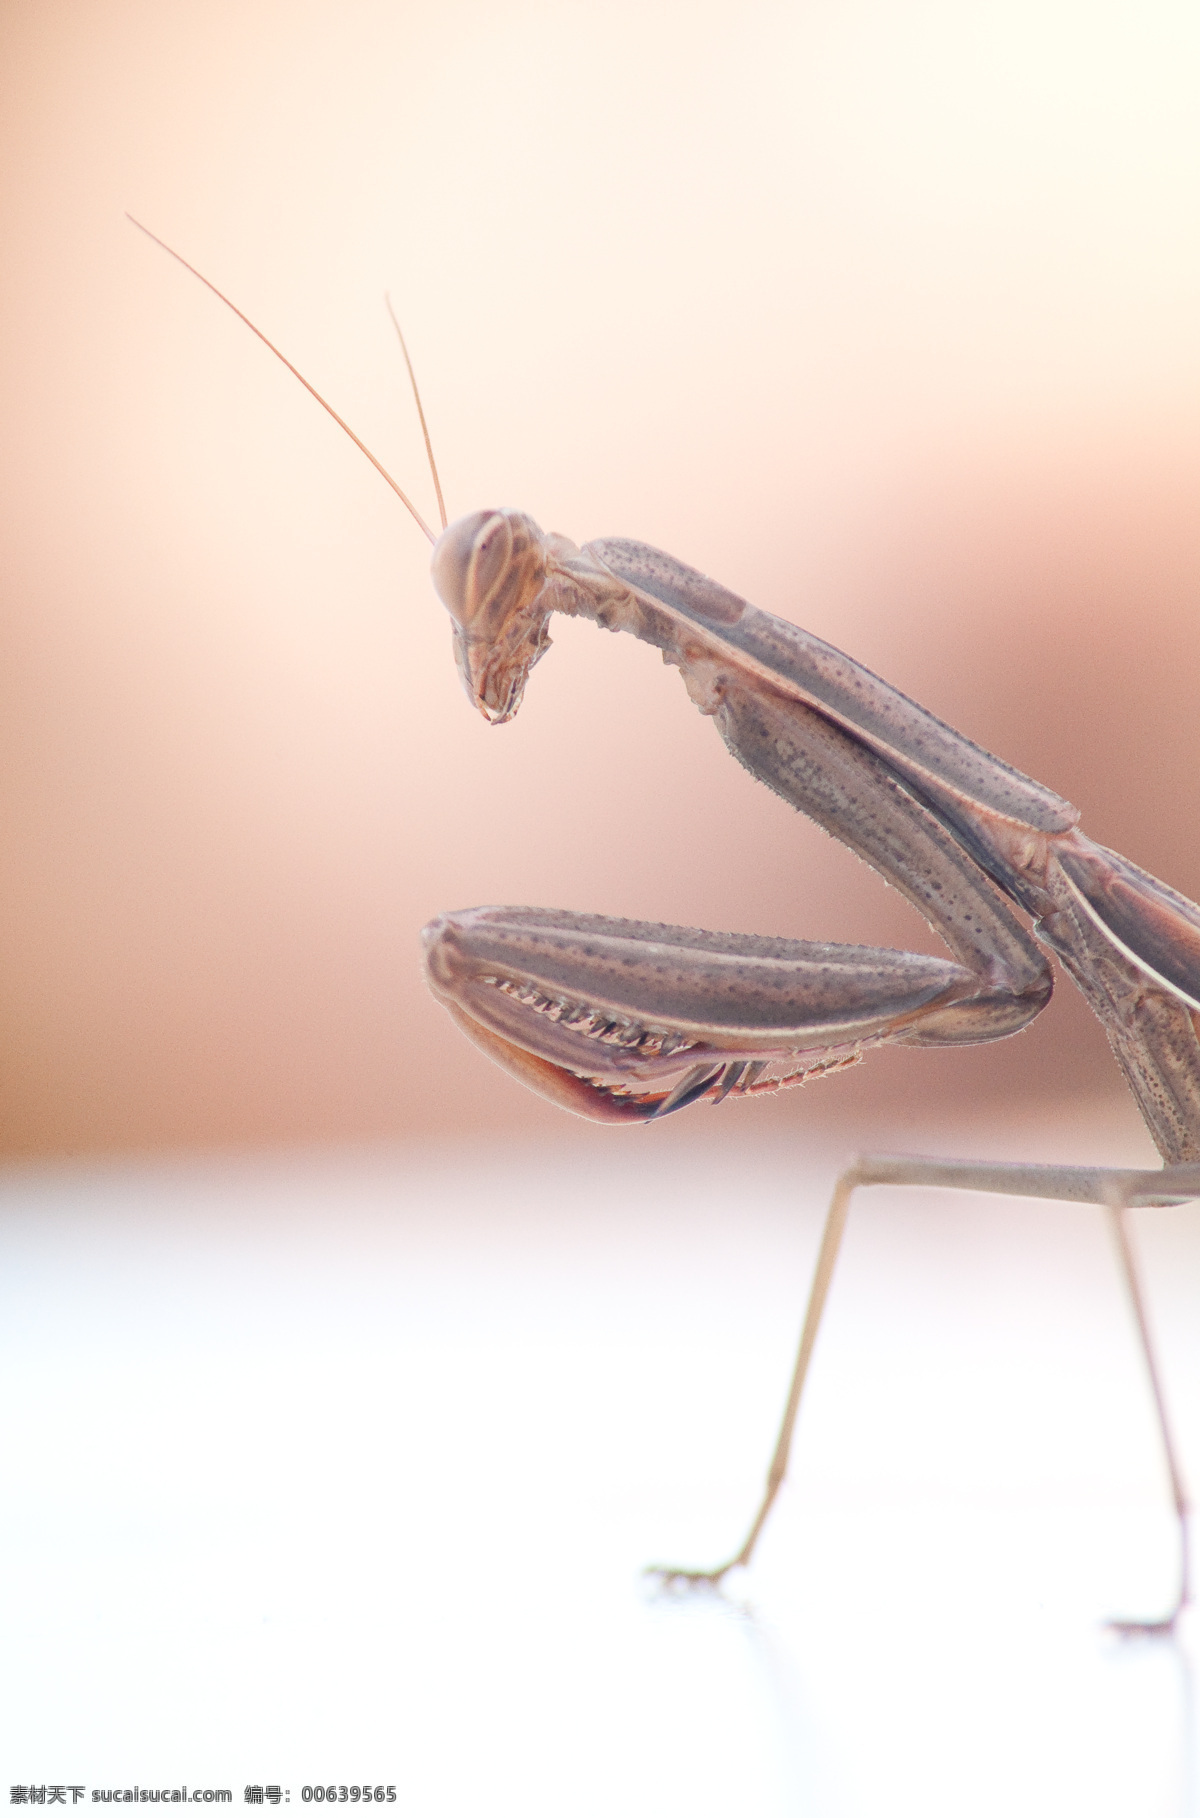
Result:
[431, 508, 555, 724]
[125, 222, 557, 731]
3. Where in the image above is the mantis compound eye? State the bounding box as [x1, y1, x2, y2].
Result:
[431, 510, 512, 629]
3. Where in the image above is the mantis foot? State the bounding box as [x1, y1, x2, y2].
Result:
[643, 1559, 743, 1593]
[1105, 1611, 1183, 1640]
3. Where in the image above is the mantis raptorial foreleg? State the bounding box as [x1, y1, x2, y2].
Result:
[132, 220, 1200, 1630]
[424, 516, 1200, 1158]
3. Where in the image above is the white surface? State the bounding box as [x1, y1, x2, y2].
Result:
[1, 1132, 1198, 1814]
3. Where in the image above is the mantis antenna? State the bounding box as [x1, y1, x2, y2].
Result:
[126, 214, 440, 546]
[385, 294, 447, 533]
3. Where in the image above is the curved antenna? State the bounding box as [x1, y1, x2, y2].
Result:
[126, 215, 437, 545]
[385, 294, 447, 532]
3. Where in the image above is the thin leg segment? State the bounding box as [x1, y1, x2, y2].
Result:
[649, 1156, 1197, 1631]
[649, 1167, 857, 1585]
[1104, 1191, 1191, 1633]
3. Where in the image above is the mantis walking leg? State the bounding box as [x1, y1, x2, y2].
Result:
[651, 1158, 1197, 1632]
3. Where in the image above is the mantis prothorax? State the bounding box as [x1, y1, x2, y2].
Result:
[132, 218, 1198, 1633]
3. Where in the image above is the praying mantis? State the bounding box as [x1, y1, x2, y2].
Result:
[131, 220, 1198, 1635]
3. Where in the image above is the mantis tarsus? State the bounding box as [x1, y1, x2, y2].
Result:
[132, 218, 1198, 1635]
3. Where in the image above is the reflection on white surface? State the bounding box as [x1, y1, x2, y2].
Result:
[0, 1126, 1197, 1814]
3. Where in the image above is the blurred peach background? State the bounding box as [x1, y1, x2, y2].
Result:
[1, 0, 1198, 1157]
